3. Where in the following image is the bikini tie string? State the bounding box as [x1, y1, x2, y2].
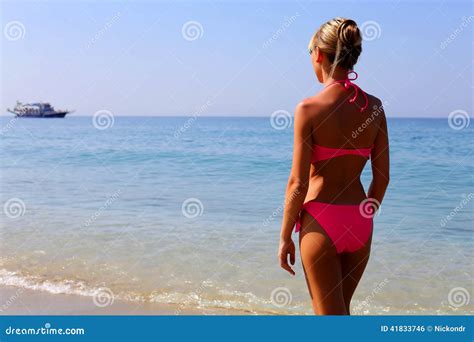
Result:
[326, 71, 369, 112]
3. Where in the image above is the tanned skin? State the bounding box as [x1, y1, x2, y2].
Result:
[278, 47, 390, 315]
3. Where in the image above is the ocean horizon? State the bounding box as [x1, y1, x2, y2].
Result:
[1, 114, 464, 118]
[1, 116, 472, 315]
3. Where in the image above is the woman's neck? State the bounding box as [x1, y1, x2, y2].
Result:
[322, 69, 350, 87]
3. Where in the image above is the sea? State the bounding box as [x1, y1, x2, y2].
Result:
[0, 116, 472, 315]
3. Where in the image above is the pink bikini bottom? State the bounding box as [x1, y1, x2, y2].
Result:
[295, 201, 373, 254]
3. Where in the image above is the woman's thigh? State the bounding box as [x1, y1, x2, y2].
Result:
[299, 211, 347, 315]
[340, 234, 372, 313]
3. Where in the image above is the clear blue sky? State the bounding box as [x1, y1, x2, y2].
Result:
[1, 0, 472, 117]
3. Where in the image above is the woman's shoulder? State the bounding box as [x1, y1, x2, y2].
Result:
[364, 92, 387, 120]
[365, 92, 383, 106]
[296, 91, 387, 126]
[296, 97, 318, 111]
[295, 95, 328, 118]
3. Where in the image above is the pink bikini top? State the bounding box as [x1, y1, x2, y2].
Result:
[312, 71, 372, 163]
[311, 144, 373, 163]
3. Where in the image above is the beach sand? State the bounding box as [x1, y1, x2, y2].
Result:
[0, 286, 252, 315]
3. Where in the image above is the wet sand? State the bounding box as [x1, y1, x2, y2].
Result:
[0, 286, 251, 315]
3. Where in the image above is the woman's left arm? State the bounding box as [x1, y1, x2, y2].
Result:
[278, 102, 313, 275]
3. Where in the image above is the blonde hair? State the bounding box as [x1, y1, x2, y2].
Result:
[309, 17, 362, 77]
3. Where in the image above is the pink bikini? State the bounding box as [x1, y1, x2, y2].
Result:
[295, 71, 374, 254]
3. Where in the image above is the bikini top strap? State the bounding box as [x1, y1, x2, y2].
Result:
[326, 70, 368, 112]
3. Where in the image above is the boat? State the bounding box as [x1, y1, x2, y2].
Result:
[7, 101, 74, 118]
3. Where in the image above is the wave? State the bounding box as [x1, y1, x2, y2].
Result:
[1, 269, 467, 315]
[0, 269, 101, 298]
[0, 269, 299, 315]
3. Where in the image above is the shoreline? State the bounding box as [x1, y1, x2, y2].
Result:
[0, 286, 258, 316]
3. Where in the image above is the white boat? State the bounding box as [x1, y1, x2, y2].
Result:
[7, 101, 73, 118]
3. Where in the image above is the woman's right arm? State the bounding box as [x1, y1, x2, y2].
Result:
[367, 108, 390, 209]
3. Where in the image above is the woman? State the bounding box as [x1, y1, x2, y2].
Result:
[278, 18, 390, 315]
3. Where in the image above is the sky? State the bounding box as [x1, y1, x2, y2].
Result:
[1, 0, 472, 117]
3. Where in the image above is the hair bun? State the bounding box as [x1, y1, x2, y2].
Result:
[334, 19, 362, 70]
[337, 19, 361, 49]
[309, 17, 363, 72]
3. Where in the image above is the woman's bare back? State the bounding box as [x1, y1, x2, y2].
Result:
[300, 84, 385, 204]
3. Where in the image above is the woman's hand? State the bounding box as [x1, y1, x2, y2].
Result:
[279, 238, 296, 276]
